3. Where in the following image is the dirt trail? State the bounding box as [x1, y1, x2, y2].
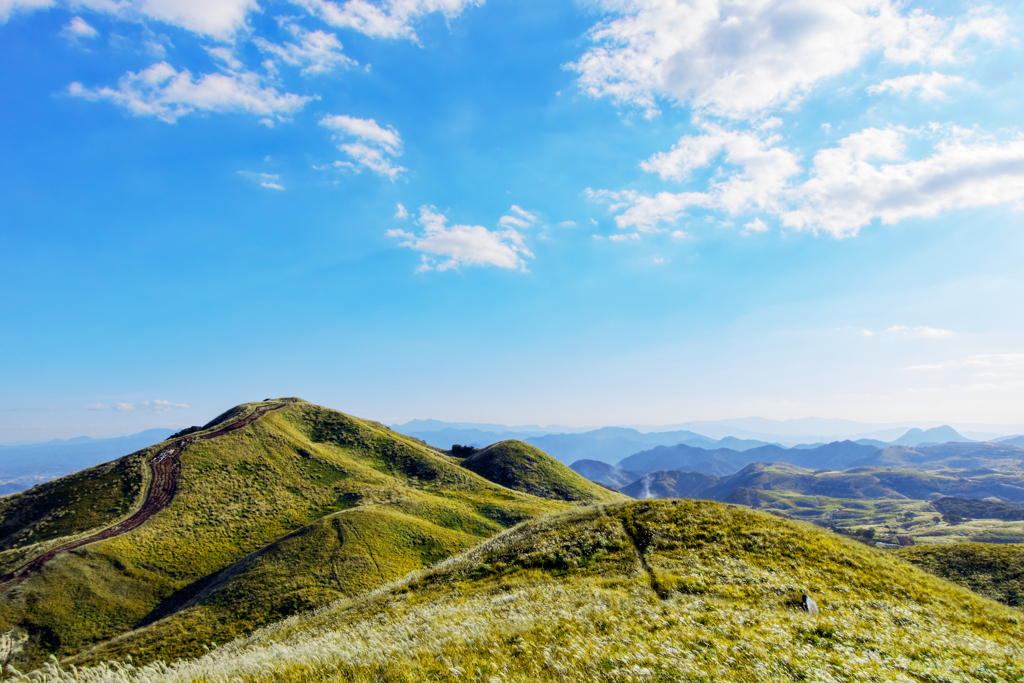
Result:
[1, 403, 288, 589]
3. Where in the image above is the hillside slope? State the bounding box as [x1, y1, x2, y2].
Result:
[32, 499, 1024, 683]
[458, 441, 625, 503]
[0, 399, 567, 669]
[897, 542, 1024, 607]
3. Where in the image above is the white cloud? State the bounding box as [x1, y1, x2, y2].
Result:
[321, 114, 401, 153]
[885, 325, 955, 339]
[0, 0, 53, 22]
[69, 62, 312, 124]
[239, 170, 285, 190]
[670, 230, 688, 239]
[338, 142, 406, 179]
[387, 205, 532, 271]
[62, 16, 99, 40]
[571, 0, 1004, 119]
[292, 0, 482, 41]
[867, 71, 966, 101]
[142, 399, 189, 411]
[70, 0, 258, 39]
[116, 402, 136, 411]
[597, 124, 1024, 238]
[608, 232, 640, 241]
[783, 126, 1024, 237]
[905, 354, 1024, 379]
[558, 220, 576, 228]
[742, 217, 768, 235]
[599, 124, 802, 231]
[497, 206, 538, 230]
[254, 22, 356, 75]
[320, 114, 406, 178]
[394, 202, 408, 218]
[509, 205, 536, 221]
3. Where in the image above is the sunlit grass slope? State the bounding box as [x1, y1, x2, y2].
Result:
[0, 400, 566, 669]
[458, 440, 626, 503]
[897, 542, 1024, 607]
[26, 499, 1024, 683]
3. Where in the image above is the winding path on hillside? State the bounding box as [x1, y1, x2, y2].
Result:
[1, 403, 288, 589]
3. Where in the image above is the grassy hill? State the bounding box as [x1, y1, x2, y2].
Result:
[28, 499, 1024, 683]
[457, 440, 625, 503]
[897, 542, 1024, 607]
[0, 399, 570, 669]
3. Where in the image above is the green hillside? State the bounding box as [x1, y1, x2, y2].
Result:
[29, 499, 1024, 683]
[0, 399, 567, 670]
[457, 440, 626, 503]
[897, 542, 1024, 607]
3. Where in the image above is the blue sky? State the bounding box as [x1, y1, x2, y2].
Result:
[2, 0, 1023, 440]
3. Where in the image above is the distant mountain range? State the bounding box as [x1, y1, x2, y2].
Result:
[397, 422, 990, 467]
[0, 429, 174, 494]
[394, 416, 1024, 445]
[617, 460, 1024, 505]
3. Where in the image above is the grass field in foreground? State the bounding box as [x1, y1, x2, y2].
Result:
[14, 499, 1023, 683]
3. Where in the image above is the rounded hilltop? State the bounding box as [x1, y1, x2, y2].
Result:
[457, 439, 625, 503]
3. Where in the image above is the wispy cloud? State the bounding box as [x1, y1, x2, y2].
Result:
[292, 0, 483, 42]
[90, 399, 189, 412]
[320, 114, 406, 179]
[69, 62, 312, 124]
[239, 171, 285, 190]
[867, 72, 967, 101]
[885, 325, 955, 339]
[255, 21, 356, 75]
[61, 16, 98, 42]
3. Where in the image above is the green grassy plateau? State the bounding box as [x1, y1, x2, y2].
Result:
[897, 542, 1024, 607]
[0, 399, 583, 670]
[458, 440, 623, 503]
[14, 499, 1023, 683]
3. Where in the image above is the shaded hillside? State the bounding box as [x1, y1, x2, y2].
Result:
[568, 459, 643, 489]
[897, 543, 1024, 607]
[45, 500, 1024, 683]
[618, 440, 882, 475]
[457, 441, 625, 503]
[617, 440, 1024, 478]
[621, 461, 1024, 503]
[0, 399, 568, 670]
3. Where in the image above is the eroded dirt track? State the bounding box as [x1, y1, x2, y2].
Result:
[1, 403, 288, 588]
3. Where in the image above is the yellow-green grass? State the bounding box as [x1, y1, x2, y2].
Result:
[20, 499, 1024, 683]
[0, 400, 567, 670]
[897, 542, 1024, 607]
[754, 490, 1024, 544]
[458, 440, 627, 503]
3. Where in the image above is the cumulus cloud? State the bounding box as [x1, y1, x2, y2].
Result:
[0, 0, 53, 22]
[867, 71, 966, 101]
[594, 124, 1024, 238]
[783, 126, 1024, 237]
[571, 0, 1004, 118]
[320, 114, 406, 178]
[61, 0, 258, 39]
[292, 0, 482, 41]
[69, 62, 312, 124]
[387, 205, 532, 271]
[61, 16, 99, 41]
[254, 21, 356, 75]
[742, 217, 768, 235]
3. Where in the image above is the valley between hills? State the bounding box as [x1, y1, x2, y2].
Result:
[1, 398, 1023, 682]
